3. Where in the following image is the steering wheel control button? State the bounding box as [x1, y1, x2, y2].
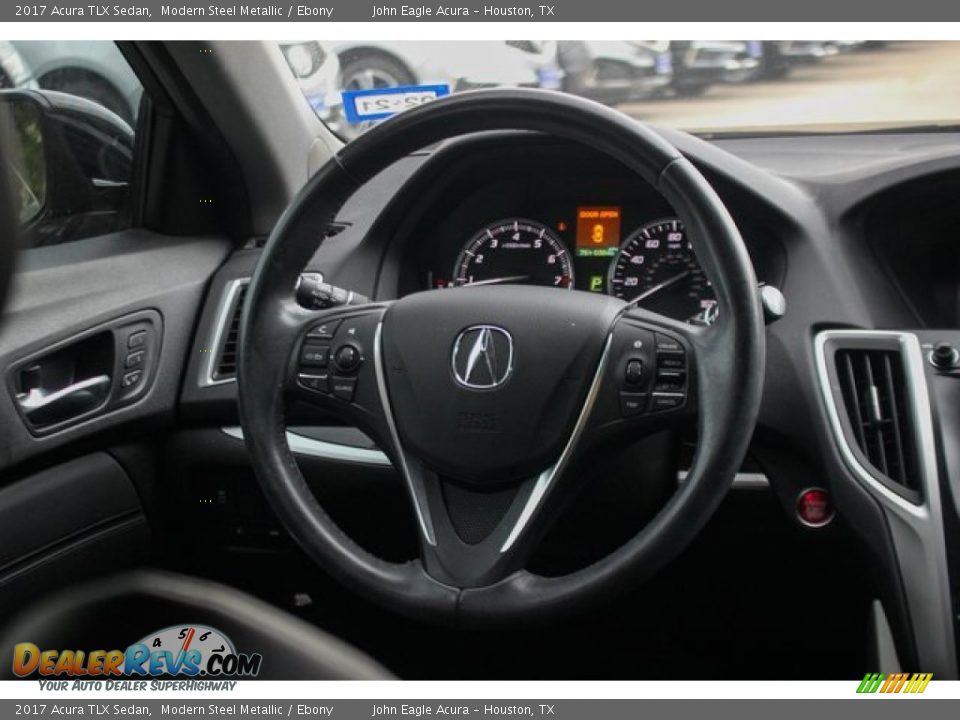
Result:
[127, 331, 146, 349]
[299, 343, 330, 367]
[650, 392, 685, 412]
[655, 334, 683, 353]
[124, 350, 145, 368]
[298, 372, 330, 394]
[654, 334, 687, 395]
[657, 353, 685, 371]
[333, 344, 362, 373]
[619, 392, 648, 417]
[307, 319, 342, 340]
[624, 359, 644, 386]
[331, 377, 357, 402]
[121, 370, 142, 389]
[336, 318, 368, 342]
[656, 369, 686, 391]
[796, 488, 835, 528]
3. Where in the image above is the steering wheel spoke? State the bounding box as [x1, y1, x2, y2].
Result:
[410, 463, 570, 588]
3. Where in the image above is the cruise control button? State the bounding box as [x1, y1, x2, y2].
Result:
[300, 343, 329, 367]
[299, 372, 330, 393]
[124, 350, 145, 368]
[656, 369, 686, 389]
[655, 334, 683, 353]
[651, 392, 685, 411]
[619, 392, 648, 417]
[657, 354, 685, 370]
[121, 370, 142, 388]
[127, 331, 146, 349]
[331, 377, 357, 402]
[307, 319, 342, 340]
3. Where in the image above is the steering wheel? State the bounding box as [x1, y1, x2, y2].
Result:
[238, 89, 764, 623]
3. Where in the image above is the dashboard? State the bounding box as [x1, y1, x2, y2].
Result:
[862, 171, 960, 328]
[388, 138, 784, 324]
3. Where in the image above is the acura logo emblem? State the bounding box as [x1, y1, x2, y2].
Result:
[451, 325, 514, 389]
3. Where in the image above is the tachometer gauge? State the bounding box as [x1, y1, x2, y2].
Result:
[454, 219, 574, 289]
[608, 218, 718, 324]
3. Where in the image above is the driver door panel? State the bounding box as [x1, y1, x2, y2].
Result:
[0, 230, 230, 470]
[0, 231, 230, 612]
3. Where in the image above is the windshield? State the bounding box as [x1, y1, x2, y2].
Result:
[278, 40, 960, 140]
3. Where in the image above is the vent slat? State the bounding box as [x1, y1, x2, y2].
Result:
[882, 353, 909, 486]
[835, 347, 918, 492]
[862, 353, 889, 477]
[841, 353, 867, 450]
[213, 285, 249, 381]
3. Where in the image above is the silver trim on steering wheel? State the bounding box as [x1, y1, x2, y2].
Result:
[374, 321, 437, 546]
[500, 334, 613, 552]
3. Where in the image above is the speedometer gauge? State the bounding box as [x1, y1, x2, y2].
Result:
[608, 218, 717, 324]
[454, 219, 574, 289]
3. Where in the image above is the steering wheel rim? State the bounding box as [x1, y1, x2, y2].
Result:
[238, 88, 765, 623]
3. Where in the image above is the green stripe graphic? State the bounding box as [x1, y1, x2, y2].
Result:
[857, 673, 886, 693]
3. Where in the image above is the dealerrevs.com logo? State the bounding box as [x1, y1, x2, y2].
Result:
[12, 625, 262, 679]
[856, 673, 933, 694]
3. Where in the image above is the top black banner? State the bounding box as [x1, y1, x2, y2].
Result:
[5, 0, 960, 21]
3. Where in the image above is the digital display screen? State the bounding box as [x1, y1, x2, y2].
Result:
[576, 206, 621, 257]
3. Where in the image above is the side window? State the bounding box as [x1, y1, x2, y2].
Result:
[1, 41, 142, 247]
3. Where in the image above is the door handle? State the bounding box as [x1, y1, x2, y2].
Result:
[16, 374, 112, 427]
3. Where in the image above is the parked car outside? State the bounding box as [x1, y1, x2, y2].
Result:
[778, 40, 838, 63]
[664, 41, 761, 96]
[12, 41, 141, 123]
[739, 41, 827, 79]
[558, 41, 673, 105]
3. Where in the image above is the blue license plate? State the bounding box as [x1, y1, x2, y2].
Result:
[341, 84, 450, 124]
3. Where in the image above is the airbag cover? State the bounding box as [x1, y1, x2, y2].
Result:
[381, 285, 623, 485]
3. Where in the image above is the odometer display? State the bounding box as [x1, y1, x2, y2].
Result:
[454, 219, 574, 289]
[608, 218, 718, 323]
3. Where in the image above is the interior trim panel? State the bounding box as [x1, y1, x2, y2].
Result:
[815, 329, 957, 676]
[0, 231, 231, 474]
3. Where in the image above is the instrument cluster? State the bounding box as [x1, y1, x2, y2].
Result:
[401, 147, 778, 325]
[433, 208, 717, 325]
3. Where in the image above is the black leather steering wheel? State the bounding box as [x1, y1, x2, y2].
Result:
[238, 89, 765, 623]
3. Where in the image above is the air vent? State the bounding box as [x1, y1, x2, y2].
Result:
[835, 348, 918, 491]
[212, 283, 248, 381]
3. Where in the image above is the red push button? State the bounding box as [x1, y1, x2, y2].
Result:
[796, 488, 834, 528]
